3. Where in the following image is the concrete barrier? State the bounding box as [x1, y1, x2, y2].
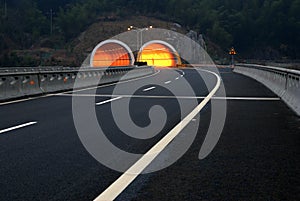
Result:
[0, 66, 155, 102]
[234, 64, 300, 116]
[0, 72, 43, 100]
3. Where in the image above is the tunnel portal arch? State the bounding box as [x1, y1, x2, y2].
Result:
[138, 40, 182, 67]
[90, 39, 135, 67]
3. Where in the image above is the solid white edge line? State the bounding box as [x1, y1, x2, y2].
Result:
[213, 97, 281, 101]
[56, 93, 280, 101]
[143, 86, 156, 92]
[0, 94, 54, 106]
[96, 97, 122, 106]
[94, 70, 221, 201]
[0, 122, 37, 134]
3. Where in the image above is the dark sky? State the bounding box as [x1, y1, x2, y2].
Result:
[7, 0, 82, 12]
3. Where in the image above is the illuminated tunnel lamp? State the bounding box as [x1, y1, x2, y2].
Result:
[138, 40, 182, 67]
[90, 39, 135, 67]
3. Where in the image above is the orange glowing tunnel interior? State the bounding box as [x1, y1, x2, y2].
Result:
[92, 43, 132, 67]
[137, 43, 181, 67]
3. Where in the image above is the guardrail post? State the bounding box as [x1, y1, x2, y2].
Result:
[285, 73, 288, 90]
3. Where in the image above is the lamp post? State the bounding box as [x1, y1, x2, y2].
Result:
[4, 0, 7, 18]
[127, 25, 153, 60]
[50, 9, 53, 35]
[46, 9, 55, 35]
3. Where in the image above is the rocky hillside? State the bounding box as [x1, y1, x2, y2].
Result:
[1, 16, 228, 67]
[1, 0, 299, 67]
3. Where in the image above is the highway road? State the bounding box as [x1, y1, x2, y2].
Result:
[0, 67, 299, 201]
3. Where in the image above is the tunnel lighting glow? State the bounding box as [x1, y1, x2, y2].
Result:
[91, 41, 134, 67]
[138, 43, 180, 67]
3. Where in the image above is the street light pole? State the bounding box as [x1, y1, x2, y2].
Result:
[127, 26, 153, 61]
[50, 9, 53, 35]
[4, 0, 7, 18]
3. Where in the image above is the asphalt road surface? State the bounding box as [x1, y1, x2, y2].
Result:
[0, 67, 299, 201]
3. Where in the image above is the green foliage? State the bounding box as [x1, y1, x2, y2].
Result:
[1, 0, 48, 49]
[0, 0, 299, 59]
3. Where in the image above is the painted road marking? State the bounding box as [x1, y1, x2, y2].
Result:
[0, 122, 37, 134]
[96, 97, 122, 106]
[58, 93, 280, 101]
[70, 70, 161, 94]
[213, 97, 281, 101]
[175, 77, 179, 80]
[143, 87, 156, 92]
[0, 94, 55, 106]
[94, 70, 222, 201]
[164, 81, 171, 84]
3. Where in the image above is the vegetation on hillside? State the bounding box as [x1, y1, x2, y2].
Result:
[0, 0, 299, 66]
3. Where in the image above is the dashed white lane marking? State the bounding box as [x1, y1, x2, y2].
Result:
[175, 77, 179, 80]
[181, 75, 184, 77]
[96, 97, 122, 106]
[0, 122, 37, 134]
[93, 70, 222, 201]
[143, 86, 156, 92]
[71, 70, 161, 94]
[164, 81, 172, 84]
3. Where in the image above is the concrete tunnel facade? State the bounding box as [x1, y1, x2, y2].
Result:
[90, 39, 181, 67]
[90, 39, 135, 67]
[138, 40, 182, 67]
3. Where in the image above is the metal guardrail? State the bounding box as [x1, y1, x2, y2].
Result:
[0, 66, 80, 74]
[234, 63, 300, 116]
[0, 66, 154, 102]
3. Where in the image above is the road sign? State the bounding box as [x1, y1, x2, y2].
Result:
[229, 47, 237, 55]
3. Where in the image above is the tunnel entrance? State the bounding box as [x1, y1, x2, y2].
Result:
[137, 40, 181, 67]
[90, 40, 134, 67]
